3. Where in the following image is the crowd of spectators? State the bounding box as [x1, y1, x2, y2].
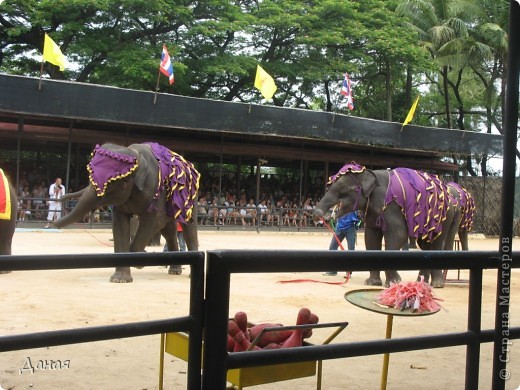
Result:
[11, 166, 329, 228]
[195, 173, 327, 228]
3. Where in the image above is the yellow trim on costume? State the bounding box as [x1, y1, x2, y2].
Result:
[87, 159, 139, 197]
[0, 169, 12, 220]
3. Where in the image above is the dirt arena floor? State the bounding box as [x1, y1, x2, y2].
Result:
[1, 228, 519, 390]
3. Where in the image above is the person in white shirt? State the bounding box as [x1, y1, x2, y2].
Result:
[45, 177, 65, 228]
[258, 199, 270, 225]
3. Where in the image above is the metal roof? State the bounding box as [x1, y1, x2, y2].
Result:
[0, 74, 503, 171]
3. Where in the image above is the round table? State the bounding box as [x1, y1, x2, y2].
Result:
[345, 288, 439, 390]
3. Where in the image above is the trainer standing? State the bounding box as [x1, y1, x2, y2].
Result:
[45, 177, 65, 228]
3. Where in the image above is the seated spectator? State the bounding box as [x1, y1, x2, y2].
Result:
[258, 199, 270, 225]
[301, 198, 314, 227]
[219, 200, 228, 225]
[226, 200, 240, 225]
[32, 184, 46, 219]
[282, 202, 291, 226]
[208, 197, 219, 225]
[17, 185, 31, 221]
[197, 196, 208, 225]
[238, 200, 251, 226]
[269, 200, 280, 226]
[288, 202, 298, 226]
[246, 199, 257, 226]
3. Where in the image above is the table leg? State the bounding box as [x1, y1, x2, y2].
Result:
[381, 314, 393, 390]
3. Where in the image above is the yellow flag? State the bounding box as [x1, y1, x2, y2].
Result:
[43, 33, 66, 71]
[254, 65, 277, 100]
[402, 96, 420, 126]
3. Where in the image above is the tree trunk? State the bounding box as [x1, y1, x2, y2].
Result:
[441, 65, 452, 129]
[385, 60, 392, 121]
[405, 65, 412, 108]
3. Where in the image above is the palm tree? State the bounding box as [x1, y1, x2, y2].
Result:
[396, 0, 471, 130]
[396, 0, 510, 175]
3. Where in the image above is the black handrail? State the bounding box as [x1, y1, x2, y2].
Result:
[202, 249, 520, 390]
[0, 251, 205, 390]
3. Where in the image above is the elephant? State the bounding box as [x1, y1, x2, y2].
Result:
[444, 182, 475, 251]
[408, 182, 475, 250]
[415, 181, 475, 283]
[313, 162, 456, 288]
[54, 142, 200, 283]
[0, 168, 17, 273]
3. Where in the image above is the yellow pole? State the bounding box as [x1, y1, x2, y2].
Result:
[381, 314, 393, 390]
[159, 333, 165, 390]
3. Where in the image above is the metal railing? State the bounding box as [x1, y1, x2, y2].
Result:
[202, 249, 520, 390]
[2, 248, 519, 389]
[15, 201, 325, 231]
[0, 251, 205, 390]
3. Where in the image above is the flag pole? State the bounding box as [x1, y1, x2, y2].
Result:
[153, 66, 161, 105]
[38, 60, 44, 91]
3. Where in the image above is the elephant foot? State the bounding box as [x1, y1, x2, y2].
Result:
[418, 274, 430, 284]
[417, 270, 430, 284]
[384, 278, 401, 288]
[431, 280, 445, 288]
[364, 276, 383, 286]
[385, 271, 401, 287]
[110, 271, 133, 283]
[168, 265, 182, 275]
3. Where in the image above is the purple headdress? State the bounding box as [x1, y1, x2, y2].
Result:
[87, 145, 139, 197]
[327, 162, 366, 186]
[145, 142, 200, 223]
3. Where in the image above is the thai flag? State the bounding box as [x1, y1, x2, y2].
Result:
[160, 45, 174, 85]
[340, 72, 354, 110]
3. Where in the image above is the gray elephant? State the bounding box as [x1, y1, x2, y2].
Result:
[54, 142, 200, 283]
[408, 182, 475, 250]
[314, 162, 455, 288]
[416, 181, 475, 283]
[0, 169, 17, 273]
[444, 182, 475, 251]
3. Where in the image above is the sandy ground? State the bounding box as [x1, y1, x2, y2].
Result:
[0, 229, 519, 390]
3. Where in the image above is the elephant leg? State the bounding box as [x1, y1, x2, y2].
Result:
[428, 208, 458, 288]
[130, 217, 159, 252]
[183, 220, 199, 251]
[110, 211, 134, 283]
[458, 230, 469, 251]
[364, 228, 384, 286]
[0, 235, 12, 273]
[381, 225, 406, 287]
[161, 221, 182, 275]
[418, 240, 446, 288]
[430, 269, 445, 288]
[384, 270, 401, 287]
[418, 270, 431, 284]
[442, 208, 461, 251]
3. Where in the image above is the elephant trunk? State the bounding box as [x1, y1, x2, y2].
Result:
[54, 186, 100, 228]
[60, 186, 89, 202]
[313, 207, 325, 222]
[313, 192, 337, 222]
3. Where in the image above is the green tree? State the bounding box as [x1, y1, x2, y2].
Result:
[396, 0, 511, 176]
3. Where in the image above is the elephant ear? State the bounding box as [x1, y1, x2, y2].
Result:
[134, 155, 148, 191]
[361, 170, 379, 198]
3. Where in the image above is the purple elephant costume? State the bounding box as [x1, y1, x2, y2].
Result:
[329, 162, 450, 243]
[447, 181, 475, 231]
[87, 143, 200, 223]
[385, 168, 449, 243]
